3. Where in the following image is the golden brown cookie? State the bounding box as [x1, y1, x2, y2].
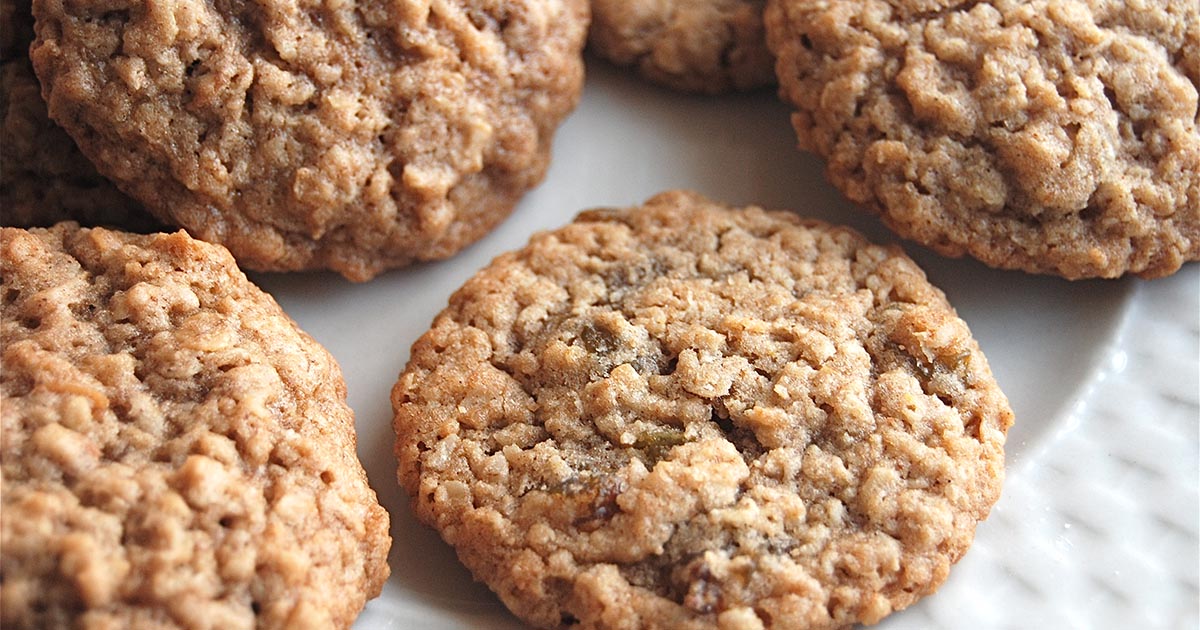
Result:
[1, 223, 391, 629]
[590, 0, 774, 93]
[29, 0, 589, 280]
[766, 0, 1200, 279]
[0, 0, 156, 231]
[393, 190, 1012, 629]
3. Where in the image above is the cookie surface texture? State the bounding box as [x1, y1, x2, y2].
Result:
[766, 0, 1200, 279]
[0, 0, 155, 231]
[30, 0, 588, 280]
[392, 190, 1013, 629]
[590, 0, 774, 93]
[0, 224, 391, 629]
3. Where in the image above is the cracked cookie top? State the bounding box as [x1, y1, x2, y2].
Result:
[766, 0, 1199, 279]
[392, 190, 1012, 629]
[30, 0, 588, 280]
[1, 223, 390, 629]
[590, 0, 774, 93]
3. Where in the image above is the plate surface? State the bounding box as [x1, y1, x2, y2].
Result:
[254, 62, 1199, 630]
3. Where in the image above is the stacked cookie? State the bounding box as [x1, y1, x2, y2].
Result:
[13, 0, 588, 280]
[9, 0, 1196, 278]
[3, 0, 591, 628]
[3, 0, 1196, 628]
[387, 1, 1194, 628]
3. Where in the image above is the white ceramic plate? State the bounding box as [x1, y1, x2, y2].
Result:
[254, 62, 1200, 630]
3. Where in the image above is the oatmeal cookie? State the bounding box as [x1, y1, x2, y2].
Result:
[393, 190, 1012, 629]
[766, 0, 1200, 279]
[0, 223, 391, 629]
[29, 0, 588, 281]
[589, 0, 774, 93]
[1, 0, 155, 230]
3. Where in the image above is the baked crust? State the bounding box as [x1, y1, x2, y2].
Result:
[393, 190, 1012, 629]
[766, 0, 1199, 279]
[1, 223, 391, 629]
[30, 0, 589, 280]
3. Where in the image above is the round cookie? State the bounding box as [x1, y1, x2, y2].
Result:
[29, 0, 589, 281]
[590, 0, 774, 93]
[765, 0, 1200, 279]
[0, 223, 391, 628]
[393, 190, 1012, 629]
[1, 0, 157, 231]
